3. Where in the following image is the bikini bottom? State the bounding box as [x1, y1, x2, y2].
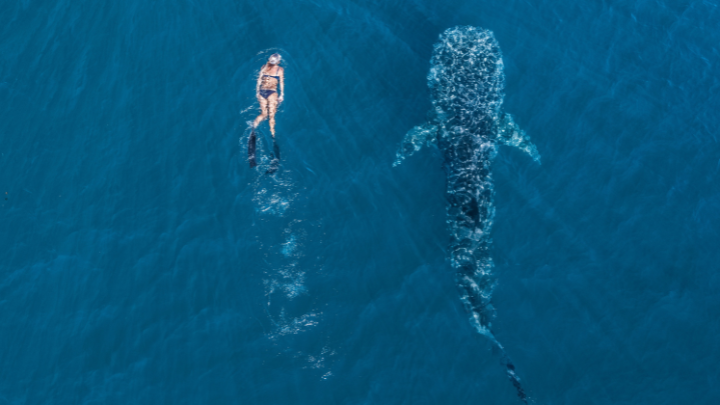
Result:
[259, 89, 276, 99]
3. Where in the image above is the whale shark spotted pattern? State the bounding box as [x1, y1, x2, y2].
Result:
[395, 26, 540, 403]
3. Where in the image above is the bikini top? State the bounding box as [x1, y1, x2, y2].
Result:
[262, 73, 280, 80]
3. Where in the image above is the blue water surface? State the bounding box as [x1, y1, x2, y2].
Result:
[1, 0, 719, 404]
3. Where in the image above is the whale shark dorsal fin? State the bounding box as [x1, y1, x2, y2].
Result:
[496, 113, 541, 164]
[393, 122, 439, 167]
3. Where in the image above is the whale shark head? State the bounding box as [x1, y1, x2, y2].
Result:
[393, 26, 540, 167]
[428, 27, 505, 132]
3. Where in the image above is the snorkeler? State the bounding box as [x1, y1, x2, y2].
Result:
[252, 53, 284, 137]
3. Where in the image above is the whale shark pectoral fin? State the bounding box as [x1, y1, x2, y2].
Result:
[392, 122, 439, 167]
[496, 113, 541, 164]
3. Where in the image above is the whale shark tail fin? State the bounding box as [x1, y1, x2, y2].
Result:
[393, 123, 438, 167]
[492, 338, 531, 404]
[459, 265, 531, 404]
[473, 326, 530, 404]
[496, 113, 541, 164]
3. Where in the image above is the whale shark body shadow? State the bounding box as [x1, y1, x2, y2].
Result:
[395, 26, 541, 404]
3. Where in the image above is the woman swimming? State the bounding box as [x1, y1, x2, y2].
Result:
[253, 53, 284, 137]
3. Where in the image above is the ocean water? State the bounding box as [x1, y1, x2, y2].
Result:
[1, 0, 719, 404]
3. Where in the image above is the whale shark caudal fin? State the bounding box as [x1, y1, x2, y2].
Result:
[392, 122, 438, 167]
[463, 276, 530, 404]
[488, 333, 530, 404]
[496, 113, 541, 164]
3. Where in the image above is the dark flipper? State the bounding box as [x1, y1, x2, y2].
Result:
[273, 140, 281, 160]
[266, 139, 281, 175]
[248, 130, 257, 168]
[490, 339, 529, 404]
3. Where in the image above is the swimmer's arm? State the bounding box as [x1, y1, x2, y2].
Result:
[279, 68, 285, 102]
[255, 69, 263, 97]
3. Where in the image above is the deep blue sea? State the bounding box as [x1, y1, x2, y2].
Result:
[1, 0, 719, 404]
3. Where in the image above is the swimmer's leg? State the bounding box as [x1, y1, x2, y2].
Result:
[267, 93, 279, 137]
[253, 96, 269, 128]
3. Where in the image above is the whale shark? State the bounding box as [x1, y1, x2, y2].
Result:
[394, 26, 541, 403]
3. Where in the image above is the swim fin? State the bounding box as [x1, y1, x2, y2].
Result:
[266, 140, 281, 174]
[248, 129, 257, 168]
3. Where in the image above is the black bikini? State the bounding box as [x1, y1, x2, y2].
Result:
[259, 89, 275, 99]
[259, 74, 280, 99]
